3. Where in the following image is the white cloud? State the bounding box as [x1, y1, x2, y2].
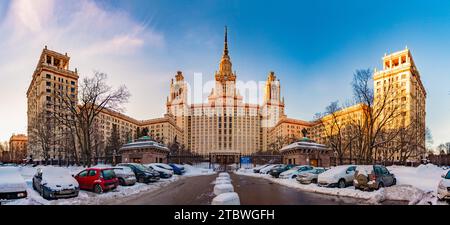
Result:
[0, 0, 166, 141]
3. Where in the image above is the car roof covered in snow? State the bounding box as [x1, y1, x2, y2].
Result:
[0, 167, 27, 193]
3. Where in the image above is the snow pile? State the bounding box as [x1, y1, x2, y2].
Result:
[212, 192, 240, 205]
[388, 164, 448, 193]
[213, 184, 234, 196]
[218, 172, 230, 178]
[183, 164, 215, 177]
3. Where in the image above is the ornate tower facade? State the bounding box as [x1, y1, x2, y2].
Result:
[166, 71, 189, 145]
[261, 71, 285, 151]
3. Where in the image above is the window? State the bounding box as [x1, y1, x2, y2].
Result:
[71, 81, 75, 85]
[46, 74, 51, 79]
[46, 81, 51, 87]
[88, 170, 97, 176]
[78, 170, 88, 177]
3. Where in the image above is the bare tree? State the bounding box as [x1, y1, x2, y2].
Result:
[29, 111, 54, 164]
[352, 69, 403, 164]
[55, 72, 130, 166]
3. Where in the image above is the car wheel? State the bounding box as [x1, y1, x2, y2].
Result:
[94, 184, 103, 194]
[138, 177, 144, 183]
[311, 179, 318, 184]
[392, 178, 397, 185]
[118, 178, 125, 186]
[292, 175, 297, 179]
[378, 182, 385, 189]
[41, 186, 50, 200]
[338, 179, 346, 188]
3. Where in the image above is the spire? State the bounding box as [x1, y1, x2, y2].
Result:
[224, 26, 229, 56]
[216, 26, 235, 82]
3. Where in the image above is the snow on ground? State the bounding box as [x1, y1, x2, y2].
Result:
[183, 164, 215, 177]
[236, 164, 449, 205]
[3, 163, 215, 205]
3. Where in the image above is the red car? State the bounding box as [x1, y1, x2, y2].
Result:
[74, 168, 119, 193]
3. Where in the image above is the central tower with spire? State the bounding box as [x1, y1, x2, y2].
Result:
[215, 26, 236, 82]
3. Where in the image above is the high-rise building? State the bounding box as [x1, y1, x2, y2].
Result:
[27, 47, 78, 161]
[373, 48, 427, 159]
[166, 27, 284, 162]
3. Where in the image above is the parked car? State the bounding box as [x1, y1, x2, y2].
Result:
[117, 163, 160, 183]
[259, 164, 282, 174]
[279, 165, 314, 179]
[318, 165, 356, 188]
[152, 163, 175, 173]
[353, 165, 396, 191]
[0, 167, 27, 200]
[296, 167, 327, 184]
[145, 164, 173, 178]
[269, 164, 297, 178]
[437, 170, 450, 201]
[169, 163, 185, 175]
[253, 164, 271, 173]
[32, 167, 79, 200]
[74, 167, 118, 193]
[112, 166, 137, 186]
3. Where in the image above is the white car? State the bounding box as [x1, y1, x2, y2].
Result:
[259, 164, 282, 174]
[145, 164, 173, 178]
[253, 164, 270, 173]
[279, 165, 314, 179]
[317, 165, 356, 188]
[113, 166, 137, 186]
[437, 170, 450, 201]
[0, 167, 28, 200]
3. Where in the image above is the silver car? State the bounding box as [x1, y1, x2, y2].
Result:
[296, 167, 327, 184]
[113, 166, 137, 186]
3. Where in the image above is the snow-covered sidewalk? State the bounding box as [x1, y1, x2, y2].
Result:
[235, 164, 449, 205]
[3, 164, 215, 205]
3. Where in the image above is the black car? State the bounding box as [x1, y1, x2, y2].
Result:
[269, 164, 296, 178]
[117, 163, 160, 183]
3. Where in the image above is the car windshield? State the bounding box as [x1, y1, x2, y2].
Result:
[446, 171, 450, 179]
[312, 169, 325, 174]
[101, 169, 115, 180]
[134, 164, 150, 172]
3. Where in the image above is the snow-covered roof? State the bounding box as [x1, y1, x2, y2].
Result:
[119, 138, 169, 152]
[280, 139, 330, 153]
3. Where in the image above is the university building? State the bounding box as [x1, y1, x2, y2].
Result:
[26, 28, 426, 164]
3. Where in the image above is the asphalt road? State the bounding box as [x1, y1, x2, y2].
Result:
[114, 173, 405, 205]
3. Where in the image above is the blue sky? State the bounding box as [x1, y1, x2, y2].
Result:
[0, 0, 449, 148]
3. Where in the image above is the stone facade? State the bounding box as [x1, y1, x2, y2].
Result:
[9, 134, 28, 163]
